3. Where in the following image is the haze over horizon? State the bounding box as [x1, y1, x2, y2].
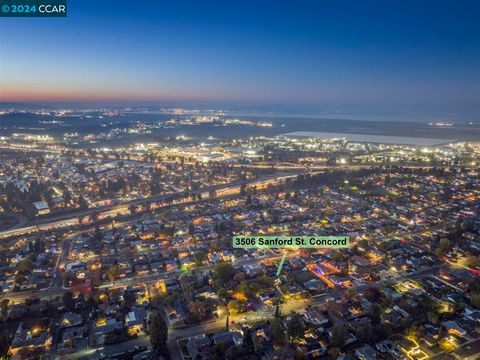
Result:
[1, 0, 479, 118]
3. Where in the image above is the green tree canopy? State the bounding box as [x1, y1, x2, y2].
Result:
[213, 263, 235, 288]
[149, 310, 168, 354]
[286, 313, 305, 343]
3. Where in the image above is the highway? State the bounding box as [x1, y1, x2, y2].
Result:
[0, 159, 440, 241]
[0, 171, 306, 240]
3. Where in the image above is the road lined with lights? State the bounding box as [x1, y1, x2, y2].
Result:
[0, 171, 308, 240]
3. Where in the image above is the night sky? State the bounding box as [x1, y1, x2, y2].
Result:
[0, 0, 479, 117]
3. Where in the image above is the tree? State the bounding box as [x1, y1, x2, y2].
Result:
[355, 323, 375, 343]
[188, 223, 195, 236]
[428, 311, 440, 325]
[256, 274, 274, 289]
[225, 345, 250, 360]
[269, 318, 285, 344]
[0, 299, 9, 312]
[78, 195, 89, 210]
[234, 272, 246, 283]
[227, 300, 245, 315]
[63, 291, 75, 311]
[107, 264, 120, 282]
[406, 324, 424, 340]
[212, 341, 228, 358]
[193, 251, 206, 266]
[253, 335, 265, 354]
[364, 286, 382, 302]
[330, 325, 347, 349]
[438, 238, 450, 251]
[330, 251, 346, 262]
[468, 278, 480, 293]
[238, 281, 252, 298]
[217, 287, 228, 299]
[368, 303, 381, 323]
[346, 288, 357, 300]
[357, 239, 369, 248]
[63, 190, 72, 205]
[378, 241, 393, 252]
[188, 300, 211, 322]
[275, 304, 281, 318]
[149, 311, 168, 354]
[213, 263, 235, 288]
[17, 258, 33, 274]
[286, 313, 305, 344]
[471, 292, 480, 309]
[0, 329, 10, 358]
[328, 347, 341, 359]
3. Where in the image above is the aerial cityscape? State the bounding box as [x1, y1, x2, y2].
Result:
[0, 1, 479, 360]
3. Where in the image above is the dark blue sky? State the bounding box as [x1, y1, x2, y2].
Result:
[1, 0, 479, 117]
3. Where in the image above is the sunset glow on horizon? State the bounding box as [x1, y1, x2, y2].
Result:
[1, 0, 479, 115]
